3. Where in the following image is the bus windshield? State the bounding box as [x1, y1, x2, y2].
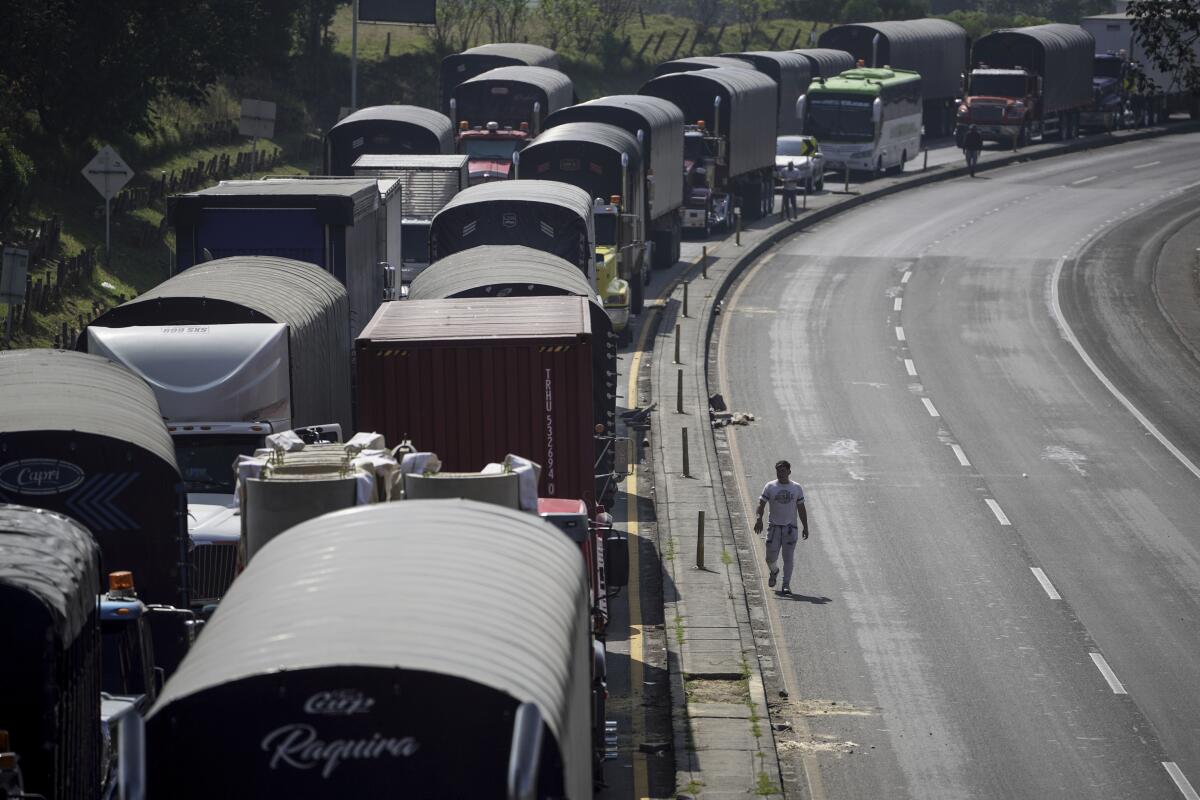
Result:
[806, 95, 875, 142]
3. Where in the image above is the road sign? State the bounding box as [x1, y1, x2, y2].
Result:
[239, 99, 277, 140]
[1, 247, 28, 304]
[82, 146, 134, 201]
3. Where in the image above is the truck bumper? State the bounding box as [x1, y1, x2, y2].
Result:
[682, 207, 707, 229]
[1079, 111, 1115, 129]
[604, 304, 630, 331]
[974, 124, 1020, 141]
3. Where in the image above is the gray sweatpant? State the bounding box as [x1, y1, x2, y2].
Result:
[765, 524, 799, 584]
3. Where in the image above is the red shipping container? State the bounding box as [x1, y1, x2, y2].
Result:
[357, 296, 597, 509]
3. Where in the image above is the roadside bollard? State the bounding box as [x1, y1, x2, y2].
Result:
[674, 323, 681, 364]
[844, 163, 850, 193]
[923, 149, 928, 171]
[735, 210, 742, 246]
[676, 369, 683, 414]
[702, 245, 708, 279]
[681, 427, 690, 477]
[1012, 132, 1018, 152]
[682, 281, 689, 317]
[696, 510, 706, 570]
[802, 185, 807, 210]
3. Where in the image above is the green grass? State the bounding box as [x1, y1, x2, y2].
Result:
[674, 614, 686, 646]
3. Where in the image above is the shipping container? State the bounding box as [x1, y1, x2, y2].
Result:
[324, 105, 454, 176]
[441, 42, 561, 112]
[0, 505, 102, 800]
[723, 50, 811, 135]
[356, 296, 597, 509]
[0, 350, 188, 606]
[168, 178, 398, 339]
[819, 19, 969, 135]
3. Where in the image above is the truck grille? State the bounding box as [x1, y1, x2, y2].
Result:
[190, 541, 238, 604]
[972, 106, 1005, 124]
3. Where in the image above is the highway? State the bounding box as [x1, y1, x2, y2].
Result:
[713, 133, 1200, 798]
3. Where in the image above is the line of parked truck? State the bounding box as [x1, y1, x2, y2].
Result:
[2, 12, 1198, 797]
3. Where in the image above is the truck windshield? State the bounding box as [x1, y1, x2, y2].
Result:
[594, 212, 617, 246]
[683, 134, 706, 163]
[173, 433, 264, 494]
[970, 73, 1028, 97]
[462, 139, 520, 160]
[805, 95, 875, 142]
[402, 222, 430, 264]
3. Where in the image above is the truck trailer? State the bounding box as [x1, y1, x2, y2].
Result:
[791, 48, 857, 79]
[819, 19, 969, 136]
[168, 177, 400, 338]
[450, 65, 575, 184]
[1081, 13, 1200, 122]
[351, 154, 470, 283]
[81, 255, 352, 606]
[956, 23, 1094, 145]
[0, 350, 188, 607]
[324, 104, 454, 176]
[518, 121, 650, 316]
[544, 94, 686, 271]
[640, 67, 778, 231]
[654, 55, 754, 76]
[723, 50, 812, 135]
[145, 500, 602, 797]
[440, 42, 561, 113]
[357, 296, 601, 512]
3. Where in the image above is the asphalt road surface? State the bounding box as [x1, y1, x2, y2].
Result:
[714, 133, 1200, 799]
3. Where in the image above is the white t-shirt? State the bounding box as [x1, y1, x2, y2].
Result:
[760, 479, 805, 526]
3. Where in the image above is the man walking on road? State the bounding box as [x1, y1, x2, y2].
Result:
[753, 460, 809, 595]
[779, 161, 803, 221]
[963, 124, 983, 177]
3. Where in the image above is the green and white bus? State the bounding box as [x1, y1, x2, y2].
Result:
[798, 67, 923, 177]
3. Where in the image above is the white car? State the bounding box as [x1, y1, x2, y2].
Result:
[775, 135, 826, 192]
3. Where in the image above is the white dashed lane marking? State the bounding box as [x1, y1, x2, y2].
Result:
[921, 398, 940, 417]
[901, 271, 912, 284]
[904, 359, 917, 376]
[1071, 176, 1098, 185]
[1030, 568, 1062, 600]
[1133, 161, 1160, 170]
[950, 444, 970, 466]
[1163, 763, 1200, 800]
[985, 498, 1011, 526]
[895, 327, 906, 342]
[894, 298, 902, 312]
[1089, 652, 1128, 694]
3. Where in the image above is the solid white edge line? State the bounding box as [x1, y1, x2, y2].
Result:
[985, 498, 1011, 526]
[1030, 567, 1062, 600]
[904, 359, 917, 376]
[1072, 176, 1098, 185]
[894, 298, 903, 311]
[1051, 257, 1200, 483]
[950, 444, 970, 466]
[1089, 652, 1128, 694]
[901, 271, 912, 284]
[1133, 161, 1161, 170]
[1164, 763, 1200, 800]
[895, 326, 906, 341]
[921, 398, 940, 417]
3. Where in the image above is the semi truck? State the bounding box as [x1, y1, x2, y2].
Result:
[351, 154, 470, 283]
[144, 500, 605, 796]
[0, 350, 188, 608]
[168, 177, 400, 338]
[406, 245, 621, 505]
[440, 42, 560, 113]
[80, 255, 353, 606]
[518, 121, 650, 315]
[544, 94, 686, 271]
[723, 50, 813, 136]
[640, 67, 778, 232]
[324, 104, 454, 176]
[1080, 51, 1131, 132]
[450, 65, 574, 184]
[819, 19, 969, 136]
[1081, 13, 1200, 122]
[956, 23, 1094, 146]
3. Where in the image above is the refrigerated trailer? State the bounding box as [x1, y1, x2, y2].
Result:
[324, 104, 454, 176]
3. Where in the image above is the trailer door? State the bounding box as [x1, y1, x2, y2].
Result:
[194, 208, 327, 268]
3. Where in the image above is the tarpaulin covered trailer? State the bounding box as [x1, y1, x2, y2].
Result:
[972, 23, 1095, 115]
[451, 65, 574, 132]
[441, 42, 561, 112]
[324, 105, 454, 176]
[654, 56, 755, 76]
[723, 50, 812, 135]
[791, 48, 857, 78]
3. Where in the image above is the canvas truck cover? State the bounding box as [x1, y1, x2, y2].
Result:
[0, 505, 101, 800]
[351, 154, 469, 218]
[819, 19, 969, 101]
[430, 179, 595, 276]
[356, 296, 596, 508]
[519, 122, 644, 237]
[452, 66, 575, 130]
[792, 48, 857, 78]
[544, 94, 685, 221]
[654, 56, 755, 76]
[441, 42, 561, 111]
[724, 51, 812, 135]
[0, 350, 187, 605]
[640, 67, 778, 178]
[146, 499, 592, 799]
[81, 256, 352, 433]
[972, 24, 1095, 114]
[324, 105, 454, 175]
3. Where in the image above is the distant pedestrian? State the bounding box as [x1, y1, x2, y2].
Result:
[963, 125, 983, 177]
[753, 460, 809, 596]
[780, 161, 803, 221]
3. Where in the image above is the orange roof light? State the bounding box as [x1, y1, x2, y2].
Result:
[696, 119, 706, 129]
[459, 120, 469, 130]
[109, 571, 135, 593]
[519, 122, 529, 131]
[610, 195, 621, 205]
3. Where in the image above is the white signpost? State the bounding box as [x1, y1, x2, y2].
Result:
[82, 145, 134, 267]
[239, 99, 277, 180]
[1, 246, 29, 348]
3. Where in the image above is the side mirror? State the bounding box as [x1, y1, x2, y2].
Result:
[795, 94, 807, 126]
[380, 262, 396, 299]
[872, 97, 882, 125]
[506, 702, 543, 800]
[605, 532, 629, 588]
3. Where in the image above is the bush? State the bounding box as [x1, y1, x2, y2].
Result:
[0, 132, 35, 230]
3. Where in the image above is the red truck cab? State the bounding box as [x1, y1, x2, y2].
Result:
[539, 498, 626, 637]
[457, 120, 530, 184]
[957, 67, 1040, 145]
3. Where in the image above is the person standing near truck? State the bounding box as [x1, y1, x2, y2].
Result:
[753, 460, 809, 596]
[963, 124, 983, 177]
[779, 161, 803, 221]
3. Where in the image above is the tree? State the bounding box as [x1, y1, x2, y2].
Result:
[423, 0, 487, 57]
[540, 0, 600, 52]
[1128, 0, 1200, 95]
[732, 0, 772, 50]
[841, 0, 883, 22]
[487, 0, 530, 42]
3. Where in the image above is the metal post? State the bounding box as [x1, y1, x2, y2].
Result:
[105, 197, 112, 268]
[674, 323, 681, 364]
[696, 510, 706, 569]
[1012, 132, 1018, 152]
[3, 304, 13, 349]
[844, 164, 850, 192]
[702, 245, 708, 279]
[249, 137, 258, 181]
[681, 427, 690, 477]
[802, 185, 807, 210]
[682, 281, 689, 317]
[735, 210, 741, 246]
[923, 149, 928, 171]
[351, 0, 359, 111]
[676, 369, 684, 414]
